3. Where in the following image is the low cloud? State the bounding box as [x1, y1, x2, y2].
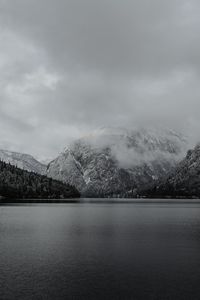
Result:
[0, 0, 200, 158]
[78, 127, 188, 168]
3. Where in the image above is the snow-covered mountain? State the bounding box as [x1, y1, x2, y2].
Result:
[47, 127, 188, 197]
[0, 149, 46, 175]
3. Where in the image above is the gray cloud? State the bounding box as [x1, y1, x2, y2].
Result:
[0, 0, 200, 159]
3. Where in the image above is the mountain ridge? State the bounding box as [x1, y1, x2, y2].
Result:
[147, 143, 200, 198]
[47, 127, 188, 197]
[0, 149, 46, 175]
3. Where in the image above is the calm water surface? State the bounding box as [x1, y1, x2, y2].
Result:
[0, 200, 200, 300]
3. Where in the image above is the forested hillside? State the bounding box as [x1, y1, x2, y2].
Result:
[0, 160, 80, 199]
[145, 144, 200, 198]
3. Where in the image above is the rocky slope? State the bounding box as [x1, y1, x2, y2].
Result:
[148, 144, 200, 198]
[0, 149, 46, 175]
[47, 127, 188, 197]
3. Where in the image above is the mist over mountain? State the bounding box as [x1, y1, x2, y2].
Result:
[82, 127, 188, 166]
[47, 127, 188, 197]
[1, 126, 200, 199]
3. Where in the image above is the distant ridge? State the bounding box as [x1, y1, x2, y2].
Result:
[0, 149, 46, 174]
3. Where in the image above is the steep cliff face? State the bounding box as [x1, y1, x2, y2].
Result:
[47, 127, 188, 197]
[150, 144, 200, 198]
[0, 149, 46, 175]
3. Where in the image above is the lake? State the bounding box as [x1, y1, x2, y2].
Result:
[0, 200, 200, 299]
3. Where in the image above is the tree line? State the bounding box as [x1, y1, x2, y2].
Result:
[0, 160, 80, 199]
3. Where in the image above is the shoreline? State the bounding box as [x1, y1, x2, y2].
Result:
[1, 198, 200, 205]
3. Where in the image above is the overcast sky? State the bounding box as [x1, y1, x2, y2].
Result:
[0, 0, 200, 160]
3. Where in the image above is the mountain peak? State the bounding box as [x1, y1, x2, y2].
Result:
[47, 127, 188, 197]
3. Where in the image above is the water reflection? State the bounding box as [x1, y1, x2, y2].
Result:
[0, 202, 200, 299]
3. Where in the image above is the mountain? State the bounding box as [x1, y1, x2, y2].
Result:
[147, 144, 200, 198]
[0, 149, 46, 174]
[0, 160, 80, 199]
[47, 127, 188, 197]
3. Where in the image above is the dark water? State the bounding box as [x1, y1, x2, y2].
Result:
[0, 200, 200, 300]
